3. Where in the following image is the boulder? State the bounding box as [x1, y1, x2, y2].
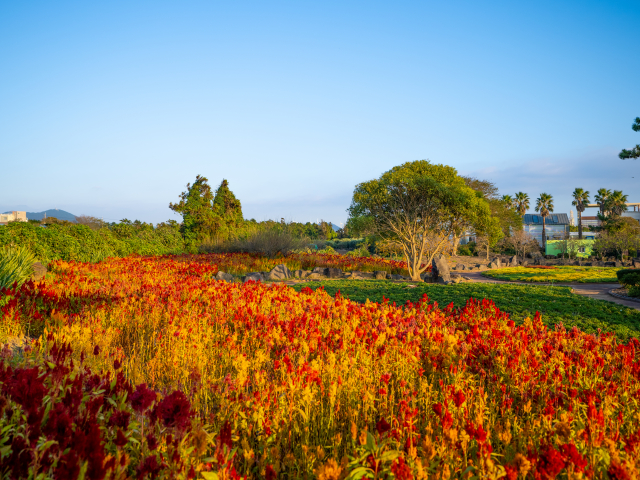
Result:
[614, 261, 623, 268]
[326, 267, 343, 279]
[307, 273, 325, 280]
[293, 269, 305, 278]
[243, 272, 264, 283]
[509, 255, 519, 266]
[604, 262, 616, 267]
[373, 270, 387, 280]
[488, 261, 499, 269]
[476, 264, 487, 271]
[31, 262, 47, 281]
[312, 267, 327, 276]
[431, 255, 451, 283]
[390, 274, 405, 280]
[266, 264, 293, 281]
[491, 257, 502, 268]
[521, 259, 530, 266]
[215, 271, 235, 282]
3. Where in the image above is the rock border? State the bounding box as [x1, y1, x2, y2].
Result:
[608, 288, 640, 304]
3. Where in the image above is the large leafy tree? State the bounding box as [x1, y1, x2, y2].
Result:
[169, 175, 223, 245]
[619, 117, 640, 160]
[571, 188, 590, 240]
[514, 192, 530, 217]
[535, 193, 554, 250]
[348, 160, 493, 281]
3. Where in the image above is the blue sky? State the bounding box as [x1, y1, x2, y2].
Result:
[1, 0, 639, 225]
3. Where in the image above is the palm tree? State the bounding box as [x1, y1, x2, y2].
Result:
[535, 193, 554, 250]
[571, 188, 590, 240]
[501, 195, 514, 208]
[514, 192, 530, 217]
[594, 188, 611, 216]
[606, 190, 628, 217]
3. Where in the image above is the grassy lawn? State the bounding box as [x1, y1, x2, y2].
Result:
[290, 280, 640, 342]
[481, 265, 622, 283]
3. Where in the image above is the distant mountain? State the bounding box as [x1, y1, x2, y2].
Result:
[330, 222, 341, 232]
[1, 209, 78, 222]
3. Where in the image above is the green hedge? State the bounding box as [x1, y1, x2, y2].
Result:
[617, 269, 640, 287]
[0, 222, 185, 264]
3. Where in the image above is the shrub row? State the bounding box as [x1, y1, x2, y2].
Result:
[0, 222, 185, 264]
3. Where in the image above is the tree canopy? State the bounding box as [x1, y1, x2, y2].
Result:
[619, 117, 640, 160]
[169, 175, 245, 245]
[348, 160, 494, 280]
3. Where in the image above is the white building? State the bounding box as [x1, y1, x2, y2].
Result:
[0, 211, 27, 225]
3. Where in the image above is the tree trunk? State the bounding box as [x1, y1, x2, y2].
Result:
[452, 235, 461, 256]
[542, 218, 546, 253]
[577, 209, 583, 240]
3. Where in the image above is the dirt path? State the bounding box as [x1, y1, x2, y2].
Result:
[463, 272, 640, 310]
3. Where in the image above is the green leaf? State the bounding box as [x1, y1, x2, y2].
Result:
[201, 472, 220, 480]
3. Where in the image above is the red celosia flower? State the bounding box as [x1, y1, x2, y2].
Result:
[136, 455, 161, 479]
[391, 456, 413, 480]
[93, 345, 100, 356]
[151, 390, 192, 431]
[608, 462, 631, 480]
[376, 418, 391, 435]
[114, 429, 128, 448]
[537, 446, 565, 479]
[559, 443, 587, 472]
[219, 421, 233, 449]
[265, 464, 277, 480]
[130, 383, 156, 414]
[109, 410, 131, 428]
[452, 390, 466, 407]
[146, 433, 158, 451]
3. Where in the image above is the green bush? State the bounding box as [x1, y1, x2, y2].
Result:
[0, 221, 185, 264]
[457, 242, 475, 256]
[616, 269, 640, 287]
[0, 245, 36, 289]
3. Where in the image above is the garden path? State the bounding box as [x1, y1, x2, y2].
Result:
[463, 271, 640, 310]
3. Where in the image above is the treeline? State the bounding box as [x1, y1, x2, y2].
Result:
[0, 220, 185, 263]
[1, 176, 341, 263]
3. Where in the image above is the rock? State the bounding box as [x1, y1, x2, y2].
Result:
[307, 273, 325, 280]
[293, 269, 305, 278]
[604, 262, 616, 267]
[491, 257, 502, 268]
[31, 262, 47, 281]
[476, 264, 487, 271]
[583, 262, 592, 267]
[390, 274, 404, 280]
[326, 267, 343, 279]
[521, 259, 530, 266]
[312, 267, 327, 276]
[488, 261, 499, 269]
[267, 264, 293, 281]
[215, 271, 235, 282]
[509, 255, 519, 266]
[614, 261, 623, 268]
[462, 276, 472, 281]
[243, 272, 264, 283]
[373, 270, 387, 280]
[432, 255, 451, 283]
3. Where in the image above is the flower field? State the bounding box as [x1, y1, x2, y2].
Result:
[1, 255, 639, 478]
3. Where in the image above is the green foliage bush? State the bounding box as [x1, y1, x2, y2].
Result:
[0, 221, 185, 264]
[0, 245, 36, 289]
[457, 242, 475, 256]
[617, 269, 640, 287]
